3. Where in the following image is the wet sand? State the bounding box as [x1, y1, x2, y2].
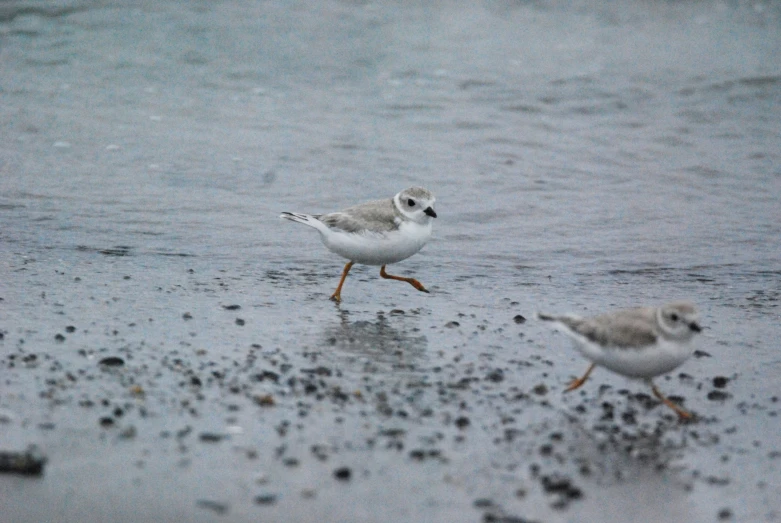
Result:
[2, 1, 781, 522]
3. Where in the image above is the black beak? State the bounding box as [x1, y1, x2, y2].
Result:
[424, 207, 437, 218]
[689, 322, 701, 333]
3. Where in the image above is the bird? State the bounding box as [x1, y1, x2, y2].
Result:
[537, 301, 702, 419]
[280, 186, 437, 302]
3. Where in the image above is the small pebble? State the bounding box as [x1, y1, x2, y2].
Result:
[485, 369, 504, 383]
[333, 466, 351, 480]
[119, 425, 137, 439]
[713, 376, 729, 389]
[532, 384, 548, 396]
[98, 357, 125, 367]
[707, 390, 732, 401]
[0, 447, 47, 475]
[199, 432, 225, 443]
[196, 500, 229, 515]
[254, 493, 278, 505]
[254, 395, 275, 407]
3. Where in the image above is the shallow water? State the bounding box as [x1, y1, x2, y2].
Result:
[2, 1, 781, 522]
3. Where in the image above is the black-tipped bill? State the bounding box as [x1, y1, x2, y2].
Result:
[689, 322, 702, 333]
[424, 207, 437, 218]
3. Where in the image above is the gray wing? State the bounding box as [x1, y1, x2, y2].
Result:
[558, 308, 658, 349]
[319, 198, 400, 234]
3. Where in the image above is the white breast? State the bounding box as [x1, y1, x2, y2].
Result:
[320, 220, 432, 265]
[585, 338, 695, 379]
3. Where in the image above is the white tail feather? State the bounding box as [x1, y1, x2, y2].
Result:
[280, 212, 325, 232]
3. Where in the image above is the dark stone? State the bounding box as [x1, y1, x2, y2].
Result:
[301, 366, 332, 376]
[253, 370, 280, 383]
[196, 499, 229, 515]
[540, 473, 582, 500]
[0, 448, 47, 475]
[706, 476, 730, 486]
[98, 357, 125, 367]
[707, 390, 732, 401]
[485, 369, 504, 383]
[333, 466, 351, 480]
[254, 494, 277, 505]
[409, 449, 426, 461]
[713, 376, 729, 389]
[532, 384, 548, 396]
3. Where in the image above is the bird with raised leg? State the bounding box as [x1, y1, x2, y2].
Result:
[538, 301, 702, 420]
[281, 186, 437, 303]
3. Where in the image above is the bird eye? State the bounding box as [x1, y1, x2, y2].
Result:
[407, 198, 415, 207]
[670, 313, 679, 322]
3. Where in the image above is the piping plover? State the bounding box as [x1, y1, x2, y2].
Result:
[537, 301, 702, 419]
[280, 187, 437, 302]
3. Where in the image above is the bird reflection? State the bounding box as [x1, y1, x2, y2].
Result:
[322, 310, 428, 372]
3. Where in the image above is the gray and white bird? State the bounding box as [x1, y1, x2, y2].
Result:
[537, 301, 702, 419]
[281, 186, 437, 302]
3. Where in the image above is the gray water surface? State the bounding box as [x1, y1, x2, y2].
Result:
[2, 1, 780, 522]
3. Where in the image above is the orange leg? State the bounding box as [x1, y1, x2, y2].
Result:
[650, 381, 692, 420]
[564, 363, 596, 392]
[330, 261, 354, 302]
[379, 265, 429, 293]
